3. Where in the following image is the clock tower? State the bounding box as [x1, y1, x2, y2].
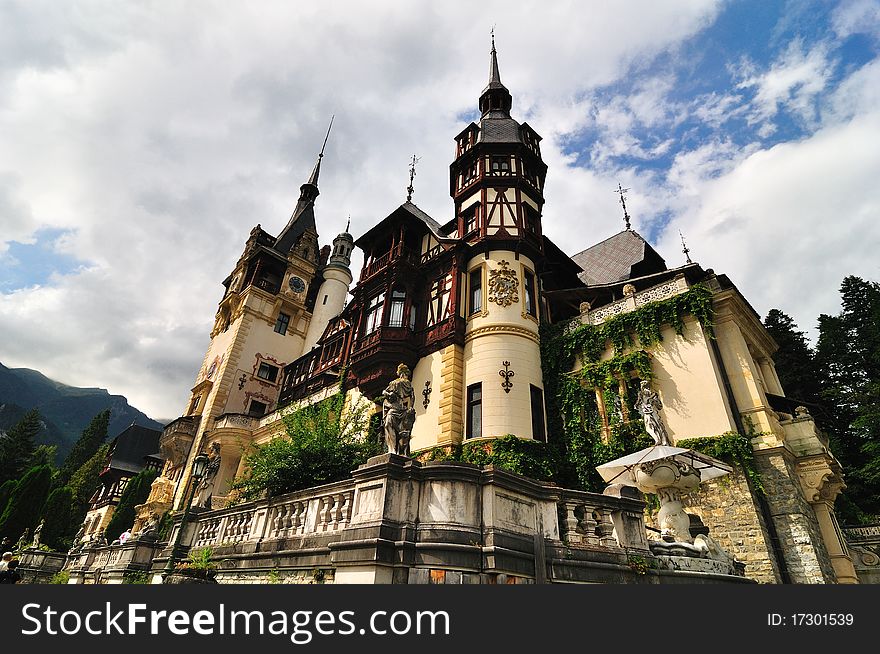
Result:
[160, 135, 339, 510]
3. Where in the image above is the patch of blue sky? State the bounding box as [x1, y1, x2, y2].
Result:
[0, 228, 88, 292]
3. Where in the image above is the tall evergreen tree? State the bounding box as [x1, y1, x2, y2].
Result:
[104, 468, 159, 541]
[67, 443, 111, 519]
[0, 408, 41, 485]
[40, 486, 75, 551]
[0, 464, 53, 544]
[816, 276, 880, 523]
[55, 409, 110, 488]
[763, 309, 823, 405]
[0, 479, 16, 524]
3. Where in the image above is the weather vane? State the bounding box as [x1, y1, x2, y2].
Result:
[345, 215, 351, 232]
[680, 231, 693, 264]
[615, 182, 631, 230]
[406, 154, 420, 202]
[491, 25, 496, 50]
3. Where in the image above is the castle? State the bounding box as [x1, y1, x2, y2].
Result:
[60, 40, 862, 585]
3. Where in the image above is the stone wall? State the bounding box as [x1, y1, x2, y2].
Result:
[756, 449, 835, 584]
[843, 525, 880, 584]
[663, 465, 781, 584]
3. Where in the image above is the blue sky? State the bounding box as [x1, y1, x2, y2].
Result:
[0, 0, 878, 419]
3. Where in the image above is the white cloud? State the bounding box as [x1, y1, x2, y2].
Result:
[736, 39, 835, 132]
[0, 1, 724, 418]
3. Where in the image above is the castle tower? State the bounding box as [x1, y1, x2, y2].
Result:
[302, 223, 354, 350]
[160, 133, 334, 510]
[452, 37, 548, 442]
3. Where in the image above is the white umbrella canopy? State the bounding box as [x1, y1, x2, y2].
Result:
[596, 445, 733, 486]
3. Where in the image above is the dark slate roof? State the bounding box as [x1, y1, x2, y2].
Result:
[477, 117, 522, 143]
[400, 201, 447, 240]
[570, 230, 667, 286]
[274, 201, 316, 254]
[107, 424, 163, 474]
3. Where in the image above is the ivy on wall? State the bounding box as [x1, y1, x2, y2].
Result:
[678, 431, 764, 495]
[540, 284, 716, 491]
[419, 435, 560, 482]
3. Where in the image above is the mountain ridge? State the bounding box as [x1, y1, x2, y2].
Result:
[0, 362, 165, 462]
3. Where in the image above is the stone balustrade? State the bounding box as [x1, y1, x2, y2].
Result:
[576, 275, 689, 327]
[190, 479, 355, 549]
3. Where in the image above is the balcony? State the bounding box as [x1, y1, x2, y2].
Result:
[361, 243, 419, 282]
[213, 413, 259, 432]
[159, 415, 200, 467]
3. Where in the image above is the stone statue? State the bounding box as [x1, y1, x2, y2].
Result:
[32, 519, 44, 549]
[137, 513, 160, 539]
[382, 364, 416, 456]
[636, 380, 672, 446]
[194, 442, 222, 509]
[656, 487, 692, 543]
[95, 531, 108, 547]
[15, 528, 30, 551]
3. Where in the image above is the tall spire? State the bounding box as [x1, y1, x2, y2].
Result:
[488, 27, 502, 88]
[303, 115, 334, 194]
[479, 29, 512, 117]
[275, 117, 334, 254]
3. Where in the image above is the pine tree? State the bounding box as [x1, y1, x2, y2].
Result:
[40, 486, 75, 551]
[0, 479, 16, 524]
[67, 443, 111, 524]
[0, 408, 41, 485]
[56, 409, 110, 488]
[816, 276, 880, 523]
[104, 468, 159, 541]
[0, 464, 53, 544]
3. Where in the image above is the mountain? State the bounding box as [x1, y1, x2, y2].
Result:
[0, 362, 165, 462]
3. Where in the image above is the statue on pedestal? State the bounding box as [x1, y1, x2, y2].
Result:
[194, 442, 222, 509]
[32, 520, 44, 549]
[14, 529, 29, 552]
[382, 364, 416, 456]
[636, 380, 673, 446]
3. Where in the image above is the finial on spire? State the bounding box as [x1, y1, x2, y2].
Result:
[319, 115, 334, 159]
[680, 231, 693, 264]
[406, 154, 420, 202]
[345, 215, 350, 233]
[615, 183, 631, 230]
[491, 25, 496, 52]
[305, 115, 335, 188]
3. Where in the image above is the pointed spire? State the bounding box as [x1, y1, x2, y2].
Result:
[304, 115, 334, 190]
[488, 26, 502, 87]
[479, 28, 512, 116]
[275, 118, 333, 254]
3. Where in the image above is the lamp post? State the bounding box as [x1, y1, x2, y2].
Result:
[162, 452, 209, 579]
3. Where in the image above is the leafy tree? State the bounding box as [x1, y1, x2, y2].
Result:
[55, 409, 110, 488]
[763, 309, 823, 405]
[0, 408, 41, 485]
[0, 464, 53, 544]
[104, 468, 159, 541]
[230, 391, 380, 501]
[29, 444, 58, 469]
[39, 486, 75, 551]
[815, 276, 880, 523]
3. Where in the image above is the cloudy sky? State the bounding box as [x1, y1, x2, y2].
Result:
[1, 0, 879, 421]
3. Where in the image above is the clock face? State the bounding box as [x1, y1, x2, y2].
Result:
[289, 276, 306, 293]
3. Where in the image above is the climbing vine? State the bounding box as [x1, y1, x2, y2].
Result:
[420, 435, 560, 482]
[540, 284, 716, 492]
[678, 431, 764, 495]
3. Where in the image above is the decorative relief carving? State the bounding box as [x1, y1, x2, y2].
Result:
[488, 260, 519, 307]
